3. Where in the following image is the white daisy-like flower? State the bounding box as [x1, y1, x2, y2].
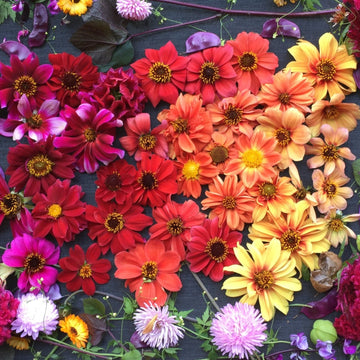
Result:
[116, 0, 152, 21]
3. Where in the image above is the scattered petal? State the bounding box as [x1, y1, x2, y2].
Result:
[261, 18, 301, 39]
[185, 31, 221, 53]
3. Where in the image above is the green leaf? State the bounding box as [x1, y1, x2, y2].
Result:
[0, 0, 16, 24]
[352, 159, 360, 188]
[98, 41, 134, 71]
[122, 350, 142, 360]
[82, 297, 106, 316]
[122, 296, 137, 317]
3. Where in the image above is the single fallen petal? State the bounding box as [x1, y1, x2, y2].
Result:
[0, 40, 32, 60]
[301, 287, 338, 319]
[354, 61, 360, 90]
[185, 31, 221, 53]
[28, 3, 48, 48]
[261, 18, 301, 39]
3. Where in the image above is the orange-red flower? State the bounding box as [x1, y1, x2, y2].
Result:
[225, 132, 281, 188]
[201, 175, 254, 231]
[256, 108, 311, 170]
[258, 70, 314, 113]
[157, 93, 213, 159]
[305, 124, 356, 176]
[206, 89, 262, 137]
[114, 240, 182, 307]
[227, 32, 279, 95]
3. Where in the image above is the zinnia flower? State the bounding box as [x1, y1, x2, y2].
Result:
[116, 0, 152, 21]
[185, 44, 237, 105]
[31, 179, 87, 246]
[133, 303, 184, 350]
[59, 314, 89, 348]
[2, 234, 60, 293]
[187, 217, 242, 281]
[286, 32, 357, 100]
[114, 240, 182, 306]
[222, 238, 302, 321]
[210, 302, 267, 359]
[11, 293, 58, 340]
[54, 103, 124, 173]
[57, 244, 111, 296]
[0, 283, 19, 345]
[227, 32, 279, 95]
[57, 0, 92, 16]
[131, 41, 189, 107]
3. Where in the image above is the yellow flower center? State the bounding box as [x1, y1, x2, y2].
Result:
[323, 105, 339, 119]
[48, 204, 62, 219]
[242, 149, 263, 168]
[172, 118, 189, 134]
[139, 133, 156, 151]
[105, 172, 122, 191]
[323, 181, 337, 198]
[205, 237, 229, 263]
[27, 154, 54, 178]
[238, 52, 258, 72]
[259, 182, 277, 199]
[329, 218, 345, 232]
[275, 128, 291, 146]
[167, 217, 184, 236]
[0, 193, 23, 218]
[278, 93, 291, 105]
[61, 71, 82, 91]
[210, 145, 229, 164]
[24, 252, 45, 273]
[79, 263, 92, 279]
[142, 261, 158, 281]
[317, 59, 336, 81]
[104, 212, 124, 233]
[148, 62, 172, 83]
[222, 195, 236, 209]
[13, 75, 37, 97]
[254, 270, 273, 289]
[280, 229, 301, 251]
[182, 160, 200, 180]
[224, 104, 243, 126]
[26, 112, 43, 129]
[84, 128, 96, 142]
[139, 171, 158, 190]
[321, 144, 339, 161]
[200, 61, 220, 84]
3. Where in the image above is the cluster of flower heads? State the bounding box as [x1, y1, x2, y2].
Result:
[0, 27, 359, 357]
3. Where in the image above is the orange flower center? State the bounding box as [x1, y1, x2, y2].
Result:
[182, 160, 200, 180]
[294, 187, 307, 200]
[0, 193, 23, 217]
[238, 52, 258, 72]
[27, 154, 54, 178]
[84, 128, 96, 142]
[210, 145, 229, 164]
[105, 172, 122, 191]
[242, 149, 263, 168]
[79, 263, 92, 279]
[200, 61, 220, 84]
[172, 118, 189, 134]
[259, 182, 277, 199]
[322, 181, 337, 198]
[142, 261, 158, 281]
[329, 218, 344, 232]
[280, 229, 301, 251]
[275, 128, 291, 146]
[222, 195, 236, 209]
[26, 112, 43, 129]
[24, 252, 45, 273]
[48, 204, 62, 219]
[278, 93, 291, 105]
[148, 62, 172, 83]
[205, 237, 229, 263]
[323, 105, 339, 119]
[61, 71, 82, 91]
[224, 104, 243, 126]
[13, 75, 37, 97]
[139, 171, 158, 190]
[105, 212, 124, 233]
[321, 144, 339, 161]
[316, 59, 336, 81]
[139, 133, 156, 151]
[254, 270, 273, 289]
[167, 217, 184, 236]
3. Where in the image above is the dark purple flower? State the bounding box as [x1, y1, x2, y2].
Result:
[316, 340, 336, 360]
[261, 18, 301, 39]
[343, 339, 356, 355]
[48, 0, 60, 15]
[290, 332, 308, 351]
[185, 31, 221, 53]
[11, 0, 23, 12]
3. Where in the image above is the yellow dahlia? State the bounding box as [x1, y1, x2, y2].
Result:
[222, 238, 302, 321]
[57, 0, 93, 16]
[59, 314, 89, 348]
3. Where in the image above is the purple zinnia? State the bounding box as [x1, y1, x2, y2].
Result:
[210, 302, 267, 359]
[116, 0, 153, 21]
[11, 292, 59, 339]
[133, 303, 184, 350]
[0, 283, 19, 345]
[2, 234, 60, 293]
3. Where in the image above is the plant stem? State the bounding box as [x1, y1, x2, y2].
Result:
[63, 290, 123, 307]
[153, 0, 336, 17]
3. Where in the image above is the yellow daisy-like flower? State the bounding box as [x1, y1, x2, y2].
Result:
[222, 238, 302, 321]
[248, 201, 330, 273]
[57, 0, 93, 16]
[286, 32, 357, 100]
[59, 314, 89, 349]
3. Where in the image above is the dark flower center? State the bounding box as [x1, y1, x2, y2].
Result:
[275, 128, 291, 146]
[199, 61, 220, 84]
[139, 171, 158, 190]
[104, 212, 124, 233]
[323, 105, 339, 119]
[0, 193, 23, 218]
[13, 75, 37, 97]
[222, 195, 236, 209]
[79, 263, 92, 279]
[329, 218, 344, 232]
[321, 144, 339, 161]
[139, 133, 156, 151]
[294, 187, 307, 200]
[105, 173, 122, 191]
[167, 217, 184, 236]
[172, 118, 189, 134]
[148, 62, 172, 83]
[205, 237, 228, 263]
[48, 204, 62, 219]
[27, 154, 54, 178]
[278, 93, 291, 105]
[142, 261, 158, 280]
[317, 59, 336, 81]
[254, 270, 273, 289]
[61, 71, 82, 91]
[259, 182, 277, 199]
[84, 128, 96, 142]
[26, 112, 43, 129]
[280, 229, 301, 251]
[224, 104, 243, 126]
[24, 252, 46, 273]
[238, 52, 258, 72]
[70, 327, 78, 336]
[323, 181, 337, 198]
[210, 145, 228, 164]
[110, 88, 122, 100]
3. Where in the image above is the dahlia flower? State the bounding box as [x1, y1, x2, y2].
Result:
[116, 0, 153, 21]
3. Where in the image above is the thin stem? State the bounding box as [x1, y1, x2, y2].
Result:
[63, 290, 124, 307]
[182, 325, 212, 340]
[153, 0, 336, 17]
[265, 348, 317, 359]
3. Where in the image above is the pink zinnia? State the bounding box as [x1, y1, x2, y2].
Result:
[116, 0, 152, 21]
[2, 234, 60, 294]
[54, 103, 124, 173]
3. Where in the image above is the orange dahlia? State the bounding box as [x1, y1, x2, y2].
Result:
[286, 32, 357, 100]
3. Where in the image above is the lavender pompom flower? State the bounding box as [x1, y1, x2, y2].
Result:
[210, 302, 267, 359]
[116, 0, 152, 21]
[133, 303, 184, 350]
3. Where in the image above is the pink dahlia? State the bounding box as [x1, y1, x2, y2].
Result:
[54, 103, 124, 173]
[116, 0, 152, 21]
[2, 234, 60, 294]
[0, 283, 19, 345]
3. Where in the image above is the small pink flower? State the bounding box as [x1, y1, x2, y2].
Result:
[116, 0, 152, 21]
